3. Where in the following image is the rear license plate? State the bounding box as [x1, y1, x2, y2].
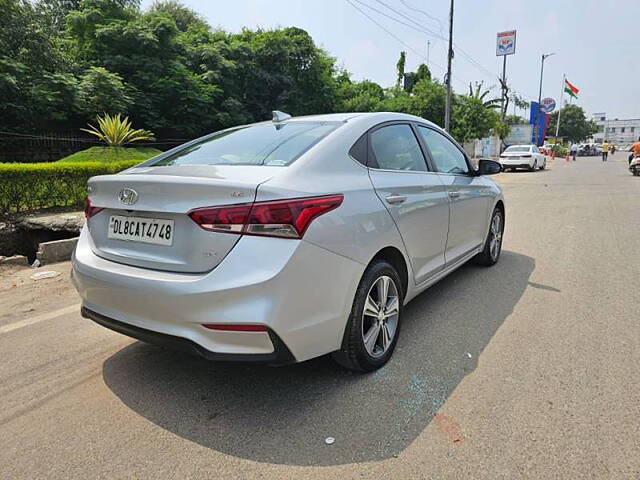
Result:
[108, 215, 174, 246]
[508, 156, 519, 160]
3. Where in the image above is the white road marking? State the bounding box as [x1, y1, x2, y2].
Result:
[0, 304, 80, 335]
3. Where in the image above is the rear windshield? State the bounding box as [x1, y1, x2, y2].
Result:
[150, 122, 340, 167]
[504, 146, 531, 152]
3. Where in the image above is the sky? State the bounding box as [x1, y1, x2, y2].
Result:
[141, 0, 640, 120]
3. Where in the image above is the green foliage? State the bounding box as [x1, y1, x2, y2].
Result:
[549, 143, 569, 155]
[505, 114, 527, 125]
[3, 0, 532, 148]
[451, 95, 500, 142]
[0, 160, 139, 214]
[76, 67, 132, 119]
[468, 81, 501, 109]
[81, 113, 154, 146]
[548, 105, 597, 142]
[396, 51, 406, 89]
[57, 146, 161, 162]
[493, 120, 511, 140]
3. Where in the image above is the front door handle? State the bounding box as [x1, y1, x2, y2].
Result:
[385, 194, 407, 205]
[448, 190, 461, 199]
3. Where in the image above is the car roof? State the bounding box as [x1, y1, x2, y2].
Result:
[507, 144, 534, 148]
[286, 111, 440, 128]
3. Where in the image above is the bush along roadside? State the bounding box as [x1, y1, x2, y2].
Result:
[0, 160, 139, 215]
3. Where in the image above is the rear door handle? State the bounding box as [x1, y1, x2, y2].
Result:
[385, 194, 407, 205]
[448, 191, 461, 199]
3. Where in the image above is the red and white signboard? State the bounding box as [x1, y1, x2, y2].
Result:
[496, 30, 516, 56]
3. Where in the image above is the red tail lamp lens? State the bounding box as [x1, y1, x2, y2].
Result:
[188, 194, 343, 239]
[84, 197, 103, 219]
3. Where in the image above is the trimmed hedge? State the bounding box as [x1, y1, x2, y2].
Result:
[0, 160, 139, 214]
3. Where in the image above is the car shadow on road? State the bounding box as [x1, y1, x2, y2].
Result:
[102, 250, 534, 466]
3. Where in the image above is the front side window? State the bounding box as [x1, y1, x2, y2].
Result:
[150, 122, 339, 167]
[417, 126, 469, 174]
[369, 124, 427, 172]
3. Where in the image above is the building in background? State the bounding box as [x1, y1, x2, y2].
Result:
[591, 112, 640, 144]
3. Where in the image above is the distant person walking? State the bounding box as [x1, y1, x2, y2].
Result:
[570, 143, 578, 161]
[601, 141, 610, 162]
[611, 144, 616, 156]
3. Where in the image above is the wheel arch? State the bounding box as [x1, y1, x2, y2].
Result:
[368, 246, 409, 301]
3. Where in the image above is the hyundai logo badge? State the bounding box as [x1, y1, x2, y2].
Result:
[118, 188, 138, 206]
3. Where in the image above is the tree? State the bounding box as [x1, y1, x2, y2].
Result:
[409, 78, 446, 126]
[396, 51, 406, 89]
[451, 95, 500, 143]
[548, 105, 597, 142]
[75, 67, 131, 119]
[468, 81, 501, 109]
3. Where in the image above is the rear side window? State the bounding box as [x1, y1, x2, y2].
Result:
[150, 122, 339, 167]
[349, 134, 368, 165]
[369, 124, 427, 171]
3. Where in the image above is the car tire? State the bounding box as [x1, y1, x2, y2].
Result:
[540, 159, 546, 170]
[529, 160, 537, 171]
[332, 260, 403, 372]
[473, 207, 504, 267]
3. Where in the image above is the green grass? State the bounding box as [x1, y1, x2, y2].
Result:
[57, 146, 162, 163]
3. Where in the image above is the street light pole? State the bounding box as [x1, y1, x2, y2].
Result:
[444, 0, 454, 132]
[536, 52, 554, 144]
[538, 53, 555, 106]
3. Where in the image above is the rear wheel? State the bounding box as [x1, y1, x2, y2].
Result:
[529, 160, 537, 171]
[473, 207, 504, 266]
[540, 159, 546, 170]
[332, 260, 403, 371]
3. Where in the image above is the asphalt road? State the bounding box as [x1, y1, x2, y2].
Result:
[1, 154, 639, 479]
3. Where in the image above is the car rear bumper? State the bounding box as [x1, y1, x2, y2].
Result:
[81, 306, 295, 364]
[72, 226, 364, 363]
[499, 159, 534, 168]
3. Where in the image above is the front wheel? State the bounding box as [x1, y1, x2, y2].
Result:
[332, 260, 403, 371]
[473, 207, 504, 266]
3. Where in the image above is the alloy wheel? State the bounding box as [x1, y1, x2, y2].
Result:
[361, 276, 399, 358]
[489, 211, 503, 261]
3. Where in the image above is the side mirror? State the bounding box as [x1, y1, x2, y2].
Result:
[478, 159, 502, 175]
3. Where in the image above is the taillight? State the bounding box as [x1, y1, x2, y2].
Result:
[522, 154, 532, 158]
[188, 194, 343, 239]
[84, 197, 103, 219]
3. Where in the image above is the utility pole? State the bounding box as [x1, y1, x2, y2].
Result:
[427, 40, 430, 69]
[444, 0, 454, 132]
[536, 52, 554, 144]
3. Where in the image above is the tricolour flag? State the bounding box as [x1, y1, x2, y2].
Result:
[564, 78, 579, 98]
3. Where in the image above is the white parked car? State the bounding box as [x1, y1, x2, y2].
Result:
[499, 145, 546, 171]
[72, 112, 505, 371]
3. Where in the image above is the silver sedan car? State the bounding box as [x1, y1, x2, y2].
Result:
[72, 111, 505, 371]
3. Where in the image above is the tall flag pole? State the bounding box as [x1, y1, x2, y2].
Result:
[555, 74, 565, 138]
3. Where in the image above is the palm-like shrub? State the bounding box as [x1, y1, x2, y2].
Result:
[81, 113, 154, 146]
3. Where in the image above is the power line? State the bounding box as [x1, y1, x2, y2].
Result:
[399, 0, 445, 38]
[361, 0, 537, 100]
[345, 0, 447, 75]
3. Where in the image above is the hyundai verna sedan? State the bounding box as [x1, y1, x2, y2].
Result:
[72, 111, 505, 371]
